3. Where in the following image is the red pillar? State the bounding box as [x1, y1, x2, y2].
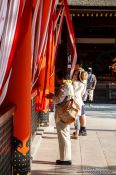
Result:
[5, 1, 32, 174]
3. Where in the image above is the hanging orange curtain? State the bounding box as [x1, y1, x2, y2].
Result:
[41, 0, 57, 112]
[36, 0, 55, 112]
[36, 1, 65, 111]
[49, 32, 55, 109]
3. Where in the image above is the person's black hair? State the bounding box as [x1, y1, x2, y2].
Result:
[56, 70, 64, 80]
[76, 59, 83, 67]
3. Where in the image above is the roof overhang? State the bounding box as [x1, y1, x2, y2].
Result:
[67, 0, 116, 7]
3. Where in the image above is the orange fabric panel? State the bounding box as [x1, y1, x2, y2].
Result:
[38, 10, 55, 112]
[36, 0, 53, 112]
[39, 0, 51, 51]
[36, 53, 47, 111]
[43, 31, 52, 112]
[49, 71, 55, 94]
[49, 33, 55, 94]
[49, 31, 55, 109]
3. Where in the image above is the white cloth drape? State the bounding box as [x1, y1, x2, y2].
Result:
[0, 0, 20, 89]
[0, 0, 22, 105]
[0, 1, 8, 41]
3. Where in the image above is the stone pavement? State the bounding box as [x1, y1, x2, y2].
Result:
[31, 104, 116, 175]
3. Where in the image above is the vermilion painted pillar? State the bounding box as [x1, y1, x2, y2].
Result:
[5, 1, 32, 174]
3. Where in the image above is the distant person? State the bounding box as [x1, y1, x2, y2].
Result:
[72, 63, 88, 137]
[71, 69, 88, 139]
[84, 67, 97, 106]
